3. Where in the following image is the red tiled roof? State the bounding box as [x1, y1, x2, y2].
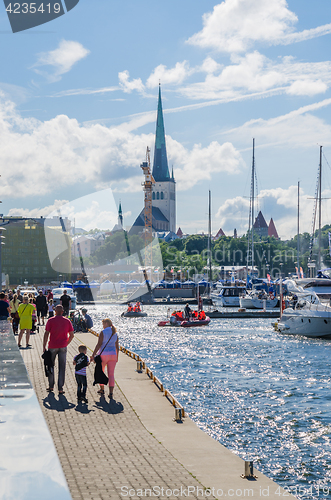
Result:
[214, 227, 225, 238]
[268, 218, 279, 239]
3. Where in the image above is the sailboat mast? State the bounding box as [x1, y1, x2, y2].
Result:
[251, 138, 255, 273]
[297, 181, 300, 274]
[208, 190, 212, 287]
[318, 145, 322, 271]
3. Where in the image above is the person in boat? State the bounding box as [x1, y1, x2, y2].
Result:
[198, 310, 206, 321]
[198, 296, 203, 311]
[184, 303, 192, 320]
[133, 302, 141, 313]
[127, 303, 133, 312]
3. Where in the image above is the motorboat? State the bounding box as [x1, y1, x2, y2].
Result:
[275, 293, 331, 338]
[210, 285, 246, 307]
[240, 289, 278, 309]
[158, 310, 210, 327]
[121, 311, 147, 318]
[158, 317, 210, 327]
[295, 278, 331, 300]
[52, 287, 77, 309]
[121, 302, 147, 318]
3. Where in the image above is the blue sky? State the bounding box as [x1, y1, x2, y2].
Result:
[1, 0, 331, 238]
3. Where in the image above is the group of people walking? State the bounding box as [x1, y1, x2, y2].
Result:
[0, 288, 56, 347]
[43, 307, 119, 402]
[1, 287, 119, 403]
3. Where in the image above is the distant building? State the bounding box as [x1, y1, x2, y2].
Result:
[214, 227, 225, 240]
[1, 216, 71, 285]
[253, 211, 268, 238]
[176, 227, 183, 238]
[156, 231, 179, 243]
[72, 232, 105, 258]
[130, 85, 176, 235]
[253, 211, 280, 239]
[268, 218, 279, 239]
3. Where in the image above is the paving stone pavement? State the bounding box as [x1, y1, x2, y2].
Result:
[20, 327, 206, 500]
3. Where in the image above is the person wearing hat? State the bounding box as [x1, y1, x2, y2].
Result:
[81, 308, 93, 332]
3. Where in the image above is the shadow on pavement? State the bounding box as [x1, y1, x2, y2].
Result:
[75, 401, 94, 414]
[43, 392, 75, 412]
[94, 396, 124, 414]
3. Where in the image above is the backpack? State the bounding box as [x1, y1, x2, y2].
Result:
[75, 353, 88, 372]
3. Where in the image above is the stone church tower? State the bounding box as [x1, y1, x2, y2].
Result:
[151, 84, 176, 233]
[130, 85, 176, 235]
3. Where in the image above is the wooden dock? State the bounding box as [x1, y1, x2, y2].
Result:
[207, 309, 280, 318]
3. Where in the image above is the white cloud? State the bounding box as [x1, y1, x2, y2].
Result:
[52, 86, 119, 97]
[33, 40, 90, 82]
[170, 140, 245, 190]
[57, 199, 118, 231]
[0, 93, 242, 202]
[187, 0, 331, 53]
[286, 79, 328, 96]
[7, 200, 69, 219]
[222, 98, 331, 148]
[280, 23, 331, 46]
[118, 70, 145, 94]
[215, 185, 321, 239]
[180, 52, 331, 101]
[200, 57, 222, 74]
[146, 61, 192, 88]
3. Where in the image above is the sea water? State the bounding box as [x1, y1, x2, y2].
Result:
[87, 304, 331, 498]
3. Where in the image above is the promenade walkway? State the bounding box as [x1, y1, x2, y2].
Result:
[19, 327, 296, 500]
[20, 327, 204, 500]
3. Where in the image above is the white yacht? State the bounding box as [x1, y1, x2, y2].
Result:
[276, 294, 331, 338]
[211, 285, 246, 307]
[240, 289, 278, 309]
[294, 278, 331, 300]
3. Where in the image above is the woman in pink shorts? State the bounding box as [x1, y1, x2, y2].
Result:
[91, 318, 119, 399]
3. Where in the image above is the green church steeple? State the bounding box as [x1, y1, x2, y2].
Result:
[152, 85, 172, 182]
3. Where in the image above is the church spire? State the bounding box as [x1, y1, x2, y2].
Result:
[118, 201, 123, 227]
[152, 84, 171, 182]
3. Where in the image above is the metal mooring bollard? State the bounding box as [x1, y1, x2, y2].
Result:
[136, 361, 143, 373]
[175, 407, 182, 422]
[241, 461, 257, 479]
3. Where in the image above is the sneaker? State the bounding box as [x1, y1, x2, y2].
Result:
[108, 393, 113, 400]
[81, 397, 88, 403]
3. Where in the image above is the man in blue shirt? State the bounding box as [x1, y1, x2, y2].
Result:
[81, 308, 93, 332]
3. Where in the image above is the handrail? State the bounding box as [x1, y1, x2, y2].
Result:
[122, 347, 185, 417]
[164, 389, 185, 417]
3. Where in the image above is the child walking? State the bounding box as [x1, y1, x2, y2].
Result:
[73, 345, 89, 403]
[48, 299, 54, 318]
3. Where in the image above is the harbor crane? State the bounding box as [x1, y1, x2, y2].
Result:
[141, 147, 155, 269]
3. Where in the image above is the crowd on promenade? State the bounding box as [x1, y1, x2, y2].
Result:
[0, 288, 119, 402]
